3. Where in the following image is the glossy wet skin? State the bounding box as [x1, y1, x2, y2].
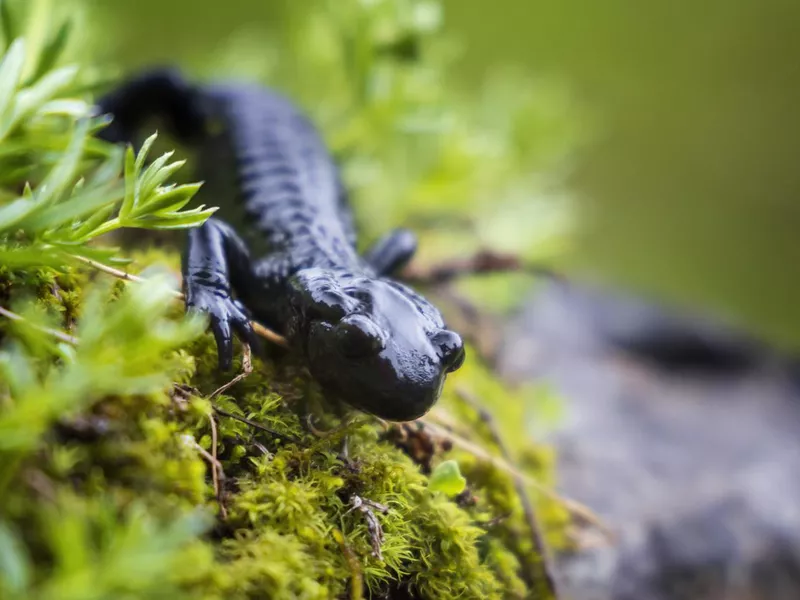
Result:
[288, 269, 465, 421]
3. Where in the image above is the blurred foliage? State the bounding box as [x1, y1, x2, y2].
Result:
[447, 0, 800, 350]
[76, 0, 579, 303]
[0, 3, 213, 270]
[0, 1, 572, 598]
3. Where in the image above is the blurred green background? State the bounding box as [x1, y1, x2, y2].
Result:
[67, 0, 800, 351]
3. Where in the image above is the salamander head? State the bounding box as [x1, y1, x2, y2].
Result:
[287, 268, 465, 421]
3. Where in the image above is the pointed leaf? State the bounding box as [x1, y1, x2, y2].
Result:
[134, 206, 217, 229]
[0, 247, 64, 267]
[31, 187, 121, 233]
[4, 64, 78, 136]
[137, 151, 174, 193]
[36, 97, 90, 117]
[69, 202, 117, 242]
[0, 196, 36, 232]
[0, 39, 25, 126]
[134, 131, 158, 174]
[88, 144, 124, 189]
[33, 117, 88, 207]
[119, 144, 136, 219]
[138, 153, 180, 200]
[27, 18, 71, 84]
[135, 182, 202, 217]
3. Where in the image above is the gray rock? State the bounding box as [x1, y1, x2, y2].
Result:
[497, 281, 800, 600]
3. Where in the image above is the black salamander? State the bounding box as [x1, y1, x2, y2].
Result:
[96, 69, 465, 421]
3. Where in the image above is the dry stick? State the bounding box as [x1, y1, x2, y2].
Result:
[208, 412, 228, 519]
[209, 344, 254, 399]
[70, 255, 289, 347]
[453, 387, 559, 599]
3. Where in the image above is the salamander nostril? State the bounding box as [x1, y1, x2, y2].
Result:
[431, 330, 466, 372]
[444, 344, 466, 372]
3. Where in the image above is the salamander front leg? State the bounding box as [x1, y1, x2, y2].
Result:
[363, 228, 418, 276]
[183, 218, 263, 370]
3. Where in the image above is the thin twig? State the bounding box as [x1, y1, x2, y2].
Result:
[454, 387, 559, 599]
[72, 255, 183, 297]
[251, 321, 289, 347]
[0, 306, 80, 346]
[208, 411, 227, 519]
[70, 254, 289, 347]
[213, 407, 301, 445]
[194, 441, 227, 518]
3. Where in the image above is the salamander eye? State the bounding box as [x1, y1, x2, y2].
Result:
[335, 315, 386, 358]
[432, 330, 465, 372]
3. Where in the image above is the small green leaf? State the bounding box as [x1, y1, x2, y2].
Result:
[6, 63, 77, 130]
[30, 186, 121, 233]
[69, 202, 117, 241]
[88, 145, 124, 189]
[33, 116, 88, 208]
[0, 247, 64, 267]
[0, 38, 25, 126]
[119, 144, 137, 219]
[36, 98, 90, 117]
[137, 182, 202, 216]
[134, 131, 158, 174]
[26, 18, 71, 85]
[133, 206, 217, 230]
[138, 154, 182, 200]
[428, 460, 467, 496]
